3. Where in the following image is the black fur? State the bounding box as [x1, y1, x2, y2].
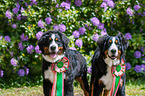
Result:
[90, 32, 128, 96]
[38, 30, 89, 96]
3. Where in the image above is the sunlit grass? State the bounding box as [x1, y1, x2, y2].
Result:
[0, 79, 144, 96]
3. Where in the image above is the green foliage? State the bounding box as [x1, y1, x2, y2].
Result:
[0, 0, 145, 83]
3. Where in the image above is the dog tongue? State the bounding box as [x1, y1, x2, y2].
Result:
[50, 53, 57, 58]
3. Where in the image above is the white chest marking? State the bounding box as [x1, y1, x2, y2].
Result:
[100, 66, 113, 90]
[44, 66, 54, 83]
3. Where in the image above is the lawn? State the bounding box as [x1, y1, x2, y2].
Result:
[0, 79, 145, 96]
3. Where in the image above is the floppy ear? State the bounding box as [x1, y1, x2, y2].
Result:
[38, 32, 50, 53]
[117, 32, 129, 51]
[59, 32, 70, 51]
[97, 35, 110, 53]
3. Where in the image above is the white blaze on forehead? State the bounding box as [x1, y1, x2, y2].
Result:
[49, 34, 59, 52]
[108, 37, 118, 57]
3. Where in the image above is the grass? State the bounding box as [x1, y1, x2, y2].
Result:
[0, 79, 145, 96]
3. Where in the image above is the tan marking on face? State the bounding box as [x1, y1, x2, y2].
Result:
[104, 50, 108, 58]
[43, 47, 49, 54]
[117, 50, 121, 59]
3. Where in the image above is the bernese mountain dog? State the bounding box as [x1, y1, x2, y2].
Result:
[38, 30, 89, 96]
[90, 32, 128, 96]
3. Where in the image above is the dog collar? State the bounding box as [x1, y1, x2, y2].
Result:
[51, 57, 69, 96]
[110, 59, 125, 96]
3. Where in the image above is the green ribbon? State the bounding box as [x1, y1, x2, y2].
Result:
[56, 73, 63, 96]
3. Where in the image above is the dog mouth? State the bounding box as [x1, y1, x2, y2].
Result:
[108, 54, 117, 60]
[50, 52, 58, 58]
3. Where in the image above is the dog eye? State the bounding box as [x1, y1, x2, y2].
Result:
[109, 40, 112, 43]
[55, 38, 58, 41]
[115, 40, 118, 43]
[49, 38, 52, 40]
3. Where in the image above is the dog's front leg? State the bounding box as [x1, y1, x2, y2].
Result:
[64, 80, 74, 96]
[43, 79, 52, 96]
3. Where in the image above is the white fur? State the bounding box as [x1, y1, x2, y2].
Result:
[44, 66, 54, 83]
[104, 56, 120, 66]
[49, 34, 59, 53]
[100, 66, 113, 90]
[42, 54, 65, 63]
[108, 37, 118, 58]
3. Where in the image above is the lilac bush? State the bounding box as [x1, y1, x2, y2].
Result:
[0, 0, 145, 80]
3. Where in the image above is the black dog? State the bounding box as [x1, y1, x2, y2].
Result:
[38, 30, 89, 96]
[90, 33, 128, 96]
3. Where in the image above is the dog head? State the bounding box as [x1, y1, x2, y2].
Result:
[38, 30, 69, 60]
[97, 32, 128, 66]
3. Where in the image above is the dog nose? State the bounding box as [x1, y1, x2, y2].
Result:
[111, 49, 116, 54]
[50, 45, 56, 52]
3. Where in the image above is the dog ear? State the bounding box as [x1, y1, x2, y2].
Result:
[38, 32, 50, 53]
[97, 35, 110, 52]
[59, 32, 70, 51]
[117, 32, 129, 51]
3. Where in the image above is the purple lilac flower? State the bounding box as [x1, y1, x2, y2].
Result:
[12, 7, 19, 14]
[69, 47, 76, 50]
[59, 24, 66, 32]
[4, 36, 11, 42]
[107, 1, 115, 8]
[103, 0, 109, 2]
[24, 66, 29, 75]
[0, 70, 4, 77]
[10, 58, 17, 66]
[140, 47, 145, 52]
[134, 5, 141, 11]
[75, 0, 82, 7]
[72, 30, 80, 38]
[45, 17, 52, 25]
[125, 33, 132, 40]
[127, 7, 134, 16]
[79, 27, 86, 35]
[134, 65, 142, 73]
[5, 10, 12, 19]
[56, 4, 59, 8]
[17, 69, 25, 77]
[75, 39, 83, 47]
[97, 23, 104, 30]
[36, 31, 43, 40]
[35, 45, 42, 54]
[16, 3, 20, 9]
[100, 2, 107, 8]
[141, 64, 145, 71]
[134, 51, 141, 58]
[93, 33, 99, 42]
[20, 33, 29, 41]
[60, 1, 70, 10]
[20, 7, 25, 13]
[125, 63, 131, 70]
[85, 24, 89, 28]
[18, 41, 25, 51]
[30, 0, 37, 5]
[0, 36, 3, 40]
[53, 25, 59, 30]
[101, 29, 108, 36]
[142, 58, 145, 61]
[91, 17, 100, 26]
[26, 45, 34, 54]
[38, 20, 45, 28]
[17, 14, 21, 20]
[12, 24, 17, 29]
[87, 66, 92, 74]
[11, 51, 13, 57]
